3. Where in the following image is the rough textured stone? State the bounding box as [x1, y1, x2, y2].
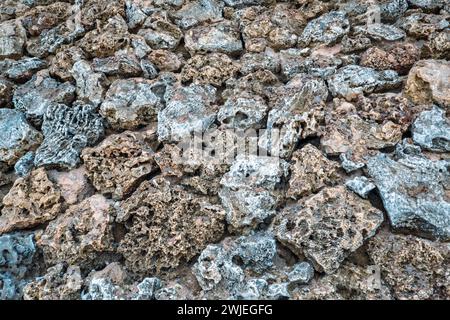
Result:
[404, 60, 450, 108]
[157, 83, 218, 142]
[328, 65, 401, 100]
[49, 46, 85, 82]
[219, 155, 288, 232]
[12, 71, 76, 125]
[273, 186, 384, 274]
[367, 231, 449, 300]
[287, 144, 340, 200]
[0, 78, 14, 108]
[137, 16, 183, 50]
[0, 109, 42, 168]
[172, 0, 224, 29]
[72, 60, 108, 107]
[47, 167, 93, 205]
[357, 23, 406, 41]
[185, 20, 243, 55]
[345, 176, 376, 199]
[0, 57, 47, 82]
[23, 263, 82, 300]
[400, 13, 449, 39]
[82, 130, 158, 200]
[118, 177, 226, 274]
[100, 78, 164, 130]
[0, 168, 63, 234]
[38, 194, 114, 265]
[0, 20, 27, 59]
[181, 53, 239, 87]
[299, 11, 350, 46]
[92, 50, 142, 77]
[34, 103, 105, 170]
[412, 106, 450, 152]
[360, 44, 420, 75]
[367, 147, 450, 240]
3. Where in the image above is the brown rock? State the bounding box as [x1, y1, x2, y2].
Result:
[273, 186, 384, 274]
[360, 43, 420, 75]
[20, 2, 72, 37]
[148, 49, 184, 72]
[47, 167, 93, 205]
[367, 231, 449, 300]
[82, 130, 159, 200]
[287, 144, 340, 199]
[49, 46, 86, 81]
[293, 262, 393, 300]
[118, 177, 226, 274]
[0, 168, 63, 234]
[23, 263, 83, 300]
[181, 53, 239, 87]
[405, 59, 450, 108]
[38, 194, 114, 265]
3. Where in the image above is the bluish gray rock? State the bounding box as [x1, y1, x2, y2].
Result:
[0, 109, 42, 167]
[357, 23, 406, 41]
[367, 148, 450, 240]
[299, 11, 350, 46]
[412, 106, 450, 152]
[157, 83, 217, 142]
[287, 262, 315, 285]
[14, 151, 35, 177]
[34, 103, 105, 170]
[12, 72, 76, 125]
[72, 60, 108, 107]
[328, 65, 401, 99]
[172, 0, 224, 29]
[135, 277, 162, 300]
[345, 176, 376, 199]
[0, 57, 47, 82]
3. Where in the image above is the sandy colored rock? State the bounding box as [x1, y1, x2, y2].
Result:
[23, 263, 82, 300]
[38, 194, 114, 265]
[273, 186, 384, 274]
[287, 144, 340, 200]
[47, 167, 93, 205]
[367, 231, 449, 300]
[118, 177, 226, 274]
[405, 59, 450, 108]
[82, 130, 158, 200]
[0, 168, 63, 234]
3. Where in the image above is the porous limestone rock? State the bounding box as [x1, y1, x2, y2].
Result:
[181, 53, 239, 87]
[412, 106, 450, 152]
[100, 78, 164, 130]
[404, 60, 450, 108]
[38, 194, 114, 265]
[367, 231, 449, 300]
[82, 130, 158, 200]
[117, 177, 226, 274]
[367, 147, 450, 240]
[273, 186, 384, 274]
[0, 168, 63, 234]
[360, 43, 420, 75]
[23, 263, 82, 300]
[34, 103, 105, 170]
[328, 65, 401, 100]
[287, 144, 341, 200]
[219, 155, 288, 232]
[0, 109, 42, 168]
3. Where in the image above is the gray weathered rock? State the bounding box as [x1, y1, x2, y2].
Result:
[367, 148, 450, 240]
[328, 65, 401, 100]
[14, 151, 35, 177]
[0, 57, 47, 82]
[0, 78, 14, 107]
[12, 71, 76, 125]
[345, 176, 376, 199]
[172, 0, 223, 29]
[357, 23, 406, 41]
[0, 109, 42, 168]
[138, 17, 183, 50]
[412, 106, 450, 152]
[157, 83, 217, 142]
[299, 11, 350, 46]
[100, 78, 164, 130]
[92, 51, 142, 77]
[287, 262, 315, 285]
[218, 94, 269, 130]
[34, 103, 104, 170]
[0, 20, 27, 59]
[72, 60, 108, 107]
[219, 155, 288, 231]
[185, 20, 243, 55]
